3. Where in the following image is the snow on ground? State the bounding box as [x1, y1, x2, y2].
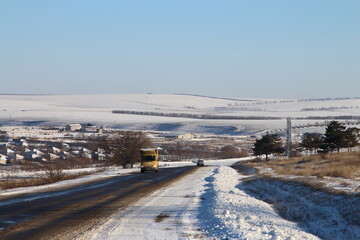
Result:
[239, 176, 360, 240]
[83, 166, 209, 240]
[2, 94, 360, 135]
[80, 162, 319, 240]
[1, 157, 359, 239]
[0, 166, 137, 197]
[197, 166, 318, 240]
[255, 167, 360, 195]
[0, 159, 243, 198]
[0, 166, 99, 179]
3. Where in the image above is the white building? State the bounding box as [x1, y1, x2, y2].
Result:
[2, 148, 16, 156]
[0, 154, 8, 164]
[47, 153, 60, 160]
[65, 124, 82, 132]
[15, 154, 24, 161]
[62, 143, 70, 150]
[51, 147, 62, 154]
[178, 133, 194, 140]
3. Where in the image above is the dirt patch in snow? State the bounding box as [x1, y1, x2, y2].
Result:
[154, 213, 171, 222]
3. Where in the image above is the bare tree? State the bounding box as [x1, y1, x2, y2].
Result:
[108, 131, 151, 168]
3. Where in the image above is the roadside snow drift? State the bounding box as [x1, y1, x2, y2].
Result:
[198, 166, 319, 240]
[238, 176, 360, 240]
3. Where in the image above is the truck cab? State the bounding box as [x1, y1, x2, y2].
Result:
[140, 148, 159, 173]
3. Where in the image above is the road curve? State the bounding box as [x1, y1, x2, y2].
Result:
[0, 166, 197, 240]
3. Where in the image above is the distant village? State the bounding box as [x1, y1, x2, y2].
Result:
[0, 123, 108, 165]
[0, 123, 256, 166]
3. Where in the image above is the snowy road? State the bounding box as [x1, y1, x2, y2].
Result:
[0, 166, 196, 240]
[1, 159, 358, 240]
[84, 165, 319, 240]
[85, 167, 207, 240]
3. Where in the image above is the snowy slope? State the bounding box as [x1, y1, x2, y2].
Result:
[2, 94, 360, 117]
[1, 94, 360, 135]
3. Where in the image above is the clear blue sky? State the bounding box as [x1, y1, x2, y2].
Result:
[1, 0, 359, 99]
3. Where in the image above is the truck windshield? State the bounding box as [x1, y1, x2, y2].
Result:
[142, 155, 155, 161]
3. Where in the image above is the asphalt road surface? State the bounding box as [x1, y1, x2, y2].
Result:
[0, 166, 196, 240]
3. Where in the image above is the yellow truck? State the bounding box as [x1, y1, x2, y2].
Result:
[140, 148, 159, 173]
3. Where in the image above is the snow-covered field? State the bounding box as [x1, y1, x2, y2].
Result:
[1, 94, 360, 135]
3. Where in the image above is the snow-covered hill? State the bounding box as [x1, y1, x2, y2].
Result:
[1, 94, 360, 135]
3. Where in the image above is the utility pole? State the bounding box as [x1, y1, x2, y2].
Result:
[286, 117, 292, 157]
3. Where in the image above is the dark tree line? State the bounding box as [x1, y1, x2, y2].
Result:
[113, 110, 360, 121]
[112, 110, 281, 120]
[300, 121, 359, 154]
[253, 121, 359, 160]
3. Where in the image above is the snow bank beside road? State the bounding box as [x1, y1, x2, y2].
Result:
[239, 176, 360, 240]
[199, 166, 319, 240]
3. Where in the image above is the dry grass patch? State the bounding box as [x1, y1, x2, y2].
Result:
[0, 169, 104, 190]
[247, 152, 360, 179]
